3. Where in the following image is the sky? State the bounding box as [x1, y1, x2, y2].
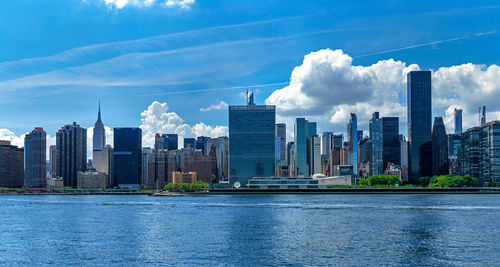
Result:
[1, 0, 500, 153]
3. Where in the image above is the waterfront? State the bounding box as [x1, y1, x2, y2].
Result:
[1, 195, 499, 266]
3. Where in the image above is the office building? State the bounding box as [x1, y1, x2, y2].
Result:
[93, 144, 114, 188]
[407, 70, 432, 183]
[229, 103, 275, 187]
[173, 171, 197, 184]
[77, 171, 107, 189]
[347, 113, 358, 176]
[454, 108, 462, 136]
[461, 127, 481, 179]
[432, 117, 449, 176]
[49, 145, 57, 178]
[154, 134, 164, 151]
[24, 127, 47, 188]
[479, 121, 500, 185]
[141, 147, 156, 188]
[358, 137, 371, 178]
[184, 150, 213, 184]
[162, 134, 178, 151]
[400, 136, 409, 182]
[332, 134, 343, 149]
[184, 138, 196, 149]
[93, 101, 106, 151]
[321, 132, 333, 157]
[0, 141, 24, 188]
[294, 118, 317, 177]
[114, 127, 142, 189]
[370, 112, 383, 175]
[276, 123, 286, 161]
[480, 106, 486, 127]
[382, 117, 400, 169]
[308, 135, 321, 175]
[196, 136, 210, 153]
[448, 134, 461, 175]
[56, 122, 87, 188]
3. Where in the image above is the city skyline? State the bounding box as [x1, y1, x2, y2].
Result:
[1, 1, 500, 151]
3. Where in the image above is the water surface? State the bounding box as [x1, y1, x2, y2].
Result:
[0, 194, 499, 266]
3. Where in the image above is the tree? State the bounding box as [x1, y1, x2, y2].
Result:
[418, 176, 431, 187]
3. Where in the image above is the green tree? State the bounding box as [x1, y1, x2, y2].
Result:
[418, 176, 431, 187]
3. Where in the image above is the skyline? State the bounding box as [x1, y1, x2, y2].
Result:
[1, 0, 500, 152]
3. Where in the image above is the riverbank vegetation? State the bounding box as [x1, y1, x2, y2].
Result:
[164, 181, 209, 192]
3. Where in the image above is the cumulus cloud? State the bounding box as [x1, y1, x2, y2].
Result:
[200, 100, 228, 112]
[140, 101, 227, 148]
[103, 0, 194, 9]
[166, 0, 195, 9]
[266, 48, 500, 137]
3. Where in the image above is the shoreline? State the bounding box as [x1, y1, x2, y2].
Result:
[1, 187, 500, 195]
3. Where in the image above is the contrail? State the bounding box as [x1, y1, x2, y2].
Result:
[355, 31, 497, 58]
[138, 82, 289, 97]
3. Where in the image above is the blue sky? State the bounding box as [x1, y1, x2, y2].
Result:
[1, 0, 500, 148]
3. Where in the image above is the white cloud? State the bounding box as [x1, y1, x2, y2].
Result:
[102, 0, 193, 9]
[0, 128, 56, 160]
[140, 101, 227, 148]
[200, 100, 228, 112]
[265, 48, 500, 137]
[166, 0, 195, 9]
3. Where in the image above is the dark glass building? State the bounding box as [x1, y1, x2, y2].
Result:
[229, 105, 275, 187]
[407, 71, 432, 183]
[24, 127, 47, 188]
[162, 134, 178, 151]
[56, 122, 87, 188]
[196, 136, 210, 153]
[183, 138, 196, 149]
[370, 112, 383, 175]
[432, 117, 448, 175]
[382, 117, 400, 170]
[461, 127, 481, 180]
[114, 128, 142, 189]
[0, 141, 24, 188]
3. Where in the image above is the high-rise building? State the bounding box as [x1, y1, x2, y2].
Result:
[407, 70, 432, 183]
[184, 150, 213, 184]
[154, 133, 164, 151]
[183, 138, 196, 149]
[94, 144, 114, 188]
[480, 106, 486, 127]
[382, 117, 400, 169]
[448, 134, 462, 175]
[358, 137, 372, 178]
[229, 103, 275, 187]
[56, 122, 87, 188]
[347, 113, 358, 176]
[321, 132, 333, 157]
[196, 136, 210, 153]
[215, 137, 229, 181]
[307, 135, 321, 175]
[432, 117, 449, 176]
[162, 134, 178, 151]
[479, 121, 500, 185]
[454, 108, 462, 136]
[294, 118, 317, 177]
[24, 127, 47, 188]
[49, 145, 56, 178]
[114, 127, 142, 189]
[332, 134, 343, 149]
[370, 112, 383, 175]
[286, 141, 294, 170]
[0, 141, 24, 188]
[400, 136, 409, 182]
[93, 101, 106, 151]
[276, 123, 286, 161]
[461, 127, 481, 179]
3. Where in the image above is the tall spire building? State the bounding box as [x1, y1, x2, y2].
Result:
[93, 101, 106, 151]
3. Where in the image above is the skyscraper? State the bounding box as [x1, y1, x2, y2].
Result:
[432, 117, 449, 176]
[382, 117, 400, 169]
[308, 135, 321, 175]
[162, 134, 178, 151]
[407, 70, 432, 183]
[229, 103, 275, 187]
[347, 113, 358, 176]
[0, 141, 24, 188]
[332, 134, 343, 149]
[49, 145, 56, 178]
[184, 138, 196, 149]
[321, 132, 333, 157]
[24, 127, 47, 188]
[294, 118, 317, 177]
[93, 101, 106, 151]
[480, 106, 486, 127]
[56, 122, 87, 188]
[94, 144, 114, 188]
[114, 127, 142, 189]
[370, 112, 383, 175]
[276, 123, 286, 161]
[454, 108, 462, 136]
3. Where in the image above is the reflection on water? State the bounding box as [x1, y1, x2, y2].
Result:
[0, 194, 499, 265]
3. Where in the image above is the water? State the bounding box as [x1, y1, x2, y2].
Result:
[1, 194, 499, 266]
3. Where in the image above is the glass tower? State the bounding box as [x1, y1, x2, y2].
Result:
[407, 71, 432, 183]
[114, 127, 142, 189]
[24, 127, 47, 188]
[275, 123, 286, 161]
[347, 113, 358, 176]
[454, 108, 462, 136]
[432, 117, 449, 175]
[229, 105, 276, 187]
[369, 112, 383, 175]
[382, 117, 400, 170]
[294, 118, 317, 177]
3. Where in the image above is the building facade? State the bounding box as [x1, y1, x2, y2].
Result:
[183, 138, 195, 149]
[56, 122, 87, 188]
[24, 127, 47, 188]
[0, 141, 24, 188]
[114, 127, 142, 189]
[93, 102, 106, 151]
[347, 113, 358, 176]
[229, 105, 276, 187]
[454, 108, 462, 136]
[321, 132, 333, 157]
[275, 123, 286, 161]
[369, 112, 383, 175]
[93, 144, 114, 188]
[294, 118, 317, 177]
[432, 117, 449, 176]
[407, 70, 432, 183]
[382, 117, 400, 169]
